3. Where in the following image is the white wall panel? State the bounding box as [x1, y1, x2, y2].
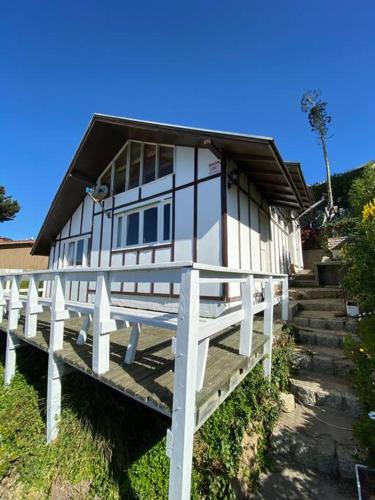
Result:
[239, 191, 250, 270]
[154, 247, 172, 294]
[60, 219, 70, 239]
[250, 200, 260, 272]
[197, 178, 221, 297]
[91, 214, 101, 268]
[111, 253, 123, 292]
[141, 175, 172, 198]
[123, 252, 137, 292]
[114, 188, 139, 208]
[198, 148, 219, 179]
[99, 214, 112, 268]
[175, 146, 194, 187]
[82, 195, 94, 233]
[174, 186, 194, 262]
[137, 250, 153, 294]
[70, 203, 82, 236]
[227, 186, 240, 297]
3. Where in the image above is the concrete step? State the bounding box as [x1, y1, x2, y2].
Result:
[289, 279, 318, 288]
[295, 325, 351, 348]
[297, 298, 346, 313]
[290, 287, 344, 301]
[270, 403, 357, 480]
[291, 272, 316, 281]
[289, 371, 361, 417]
[293, 345, 353, 376]
[293, 310, 357, 333]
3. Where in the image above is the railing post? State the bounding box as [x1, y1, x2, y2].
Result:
[281, 276, 289, 321]
[0, 277, 4, 324]
[263, 277, 274, 379]
[239, 274, 254, 356]
[25, 276, 39, 338]
[5, 275, 22, 385]
[168, 268, 200, 500]
[46, 273, 67, 442]
[92, 272, 114, 375]
[50, 274, 66, 352]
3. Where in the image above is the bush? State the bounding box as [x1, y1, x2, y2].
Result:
[344, 316, 375, 465]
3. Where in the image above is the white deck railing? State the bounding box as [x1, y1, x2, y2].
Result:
[0, 262, 288, 500]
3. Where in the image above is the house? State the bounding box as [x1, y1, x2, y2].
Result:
[2, 115, 313, 500]
[0, 238, 47, 270]
[32, 114, 310, 316]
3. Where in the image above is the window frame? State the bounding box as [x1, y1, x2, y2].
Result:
[113, 198, 172, 251]
[59, 237, 89, 268]
[97, 140, 175, 198]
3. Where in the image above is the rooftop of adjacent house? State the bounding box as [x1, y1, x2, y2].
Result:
[32, 114, 311, 256]
[0, 238, 35, 248]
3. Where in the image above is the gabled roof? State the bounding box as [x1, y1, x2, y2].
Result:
[285, 162, 314, 209]
[32, 114, 308, 255]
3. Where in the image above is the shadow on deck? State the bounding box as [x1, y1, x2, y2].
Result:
[0, 312, 281, 429]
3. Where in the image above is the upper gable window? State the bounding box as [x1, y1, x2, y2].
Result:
[98, 141, 174, 197]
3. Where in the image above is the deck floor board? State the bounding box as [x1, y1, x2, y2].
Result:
[0, 311, 282, 425]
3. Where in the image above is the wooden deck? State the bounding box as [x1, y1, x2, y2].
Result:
[0, 312, 282, 429]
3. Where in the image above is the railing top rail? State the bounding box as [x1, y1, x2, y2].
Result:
[0, 262, 288, 281]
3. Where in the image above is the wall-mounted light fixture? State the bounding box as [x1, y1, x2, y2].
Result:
[227, 169, 240, 189]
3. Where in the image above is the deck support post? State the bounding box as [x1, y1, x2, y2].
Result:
[92, 272, 114, 375]
[239, 274, 254, 356]
[5, 275, 21, 385]
[281, 276, 289, 321]
[263, 277, 274, 379]
[5, 332, 21, 385]
[25, 276, 39, 338]
[124, 323, 141, 365]
[46, 354, 65, 443]
[76, 314, 92, 345]
[168, 268, 200, 500]
[50, 275, 66, 352]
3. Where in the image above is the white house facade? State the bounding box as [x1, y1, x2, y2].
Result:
[33, 115, 311, 317]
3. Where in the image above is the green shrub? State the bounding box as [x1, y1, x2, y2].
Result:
[344, 316, 375, 464]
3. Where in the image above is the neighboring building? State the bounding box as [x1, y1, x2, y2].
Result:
[0, 238, 48, 270]
[32, 114, 311, 316]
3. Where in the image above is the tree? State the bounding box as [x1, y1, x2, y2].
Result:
[0, 186, 20, 222]
[301, 90, 334, 212]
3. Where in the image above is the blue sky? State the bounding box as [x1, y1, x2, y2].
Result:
[1, 0, 374, 240]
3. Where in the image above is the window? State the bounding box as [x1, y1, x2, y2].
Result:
[115, 199, 171, 249]
[128, 142, 141, 190]
[76, 239, 84, 266]
[143, 207, 158, 243]
[143, 143, 156, 184]
[67, 242, 75, 267]
[114, 145, 127, 194]
[159, 146, 174, 178]
[126, 212, 140, 245]
[101, 141, 174, 198]
[163, 203, 171, 241]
